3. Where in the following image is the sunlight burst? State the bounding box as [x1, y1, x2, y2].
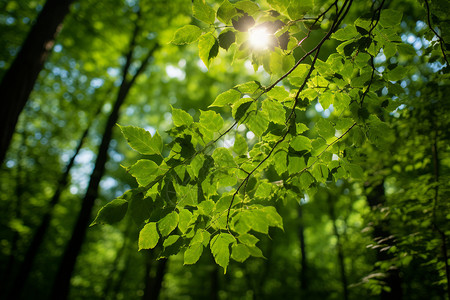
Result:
[249, 27, 271, 50]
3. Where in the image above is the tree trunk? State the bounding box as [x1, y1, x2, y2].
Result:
[366, 182, 403, 300]
[298, 204, 308, 298]
[6, 100, 104, 299]
[0, 129, 26, 297]
[49, 15, 158, 297]
[142, 253, 167, 300]
[102, 221, 132, 299]
[0, 0, 74, 165]
[327, 195, 349, 300]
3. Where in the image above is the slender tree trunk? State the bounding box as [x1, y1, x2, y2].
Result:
[102, 220, 132, 299]
[327, 195, 349, 300]
[151, 258, 168, 300]
[298, 204, 308, 297]
[6, 101, 104, 299]
[210, 263, 219, 300]
[431, 128, 450, 299]
[49, 14, 158, 297]
[0, 130, 26, 296]
[142, 251, 167, 300]
[111, 251, 132, 300]
[366, 182, 403, 300]
[142, 251, 154, 300]
[0, 0, 74, 165]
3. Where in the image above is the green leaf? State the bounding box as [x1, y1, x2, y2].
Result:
[128, 189, 152, 225]
[233, 133, 248, 155]
[158, 212, 179, 237]
[171, 25, 202, 45]
[199, 33, 219, 67]
[311, 163, 329, 182]
[184, 243, 204, 264]
[191, 229, 211, 246]
[234, 1, 259, 15]
[139, 222, 159, 250]
[287, 0, 313, 20]
[386, 65, 409, 81]
[262, 99, 285, 125]
[199, 110, 224, 132]
[246, 110, 269, 137]
[332, 25, 358, 41]
[163, 235, 180, 248]
[210, 233, 236, 273]
[218, 30, 236, 50]
[288, 155, 306, 175]
[90, 198, 128, 226]
[231, 244, 250, 262]
[319, 92, 334, 109]
[262, 206, 283, 230]
[238, 233, 259, 246]
[232, 14, 255, 32]
[174, 184, 198, 207]
[311, 138, 327, 156]
[171, 105, 194, 127]
[128, 159, 159, 186]
[299, 171, 315, 189]
[316, 119, 335, 140]
[192, 0, 215, 24]
[335, 118, 354, 131]
[255, 181, 273, 198]
[118, 125, 162, 155]
[178, 209, 192, 234]
[290, 135, 312, 152]
[343, 162, 364, 179]
[366, 115, 393, 149]
[396, 44, 416, 56]
[232, 98, 253, 122]
[217, 0, 237, 24]
[212, 147, 236, 168]
[209, 88, 241, 107]
[267, 86, 289, 101]
[235, 81, 261, 94]
[379, 9, 402, 28]
[270, 50, 295, 76]
[334, 93, 351, 114]
[288, 64, 310, 87]
[296, 123, 309, 134]
[198, 200, 215, 215]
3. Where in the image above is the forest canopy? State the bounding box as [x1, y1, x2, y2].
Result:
[0, 0, 449, 299]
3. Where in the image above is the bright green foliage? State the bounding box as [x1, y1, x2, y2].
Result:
[210, 233, 236, 273]
[171, 106, 194, 127]
[158, 212, 179, 237]
[87, 0, 450, 289]
[139, 222, 159, 250]
[119, 125, 162, 155]
[192, 0, 215, 24]
[90, 199, 128, 226]
[198, 33, 219, 68]
[171, 25, 203, 45]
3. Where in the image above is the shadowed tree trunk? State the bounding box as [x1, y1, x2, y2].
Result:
[0, 129, 26, 297]
[327, 195, 349, 300]
[102, 220, 132, 299]
[111, 250, 132, 300]
[142, 252, 168, 300]
[6, 98, 105, 299]
[49, 13, 158, 298]
[298, 204, 308, 298]
[0, 0, 75, 165]
[366, 181, 403, 300]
